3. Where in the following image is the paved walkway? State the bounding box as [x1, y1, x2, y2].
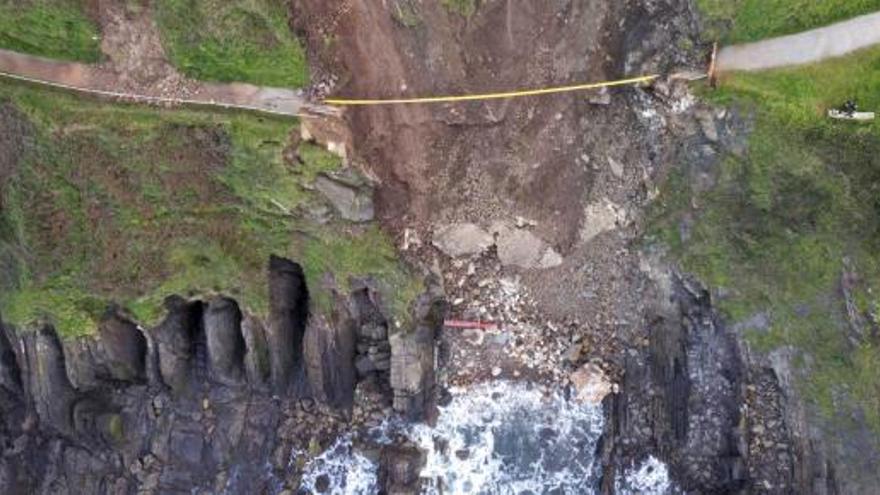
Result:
[0, 48, 332, 117]
[718, 11, 880, 72]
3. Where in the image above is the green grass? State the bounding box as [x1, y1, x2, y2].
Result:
[301, 226, 424, 328]
[441, 0, 477, 17]
[0, 82, 418, 337]
[697, 0, 880, 43]
[649, 47, 880, 432]
[155, 0, 309, 88]
[391, 0, 422, 28]
[0, 0, 101, 62]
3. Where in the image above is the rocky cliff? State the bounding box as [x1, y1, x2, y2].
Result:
[0, 255, 444, 494]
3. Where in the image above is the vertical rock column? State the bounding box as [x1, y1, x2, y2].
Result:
[0, 316, 31, 494]
[21, 325, 77, 434]
[267, 255, 309, 395]
[97, 308, 147, 383]
[203, 297, 246, 385]
[150, 296, 201, 395]
[0, 316, 23, 416]
[303, 293, 357, 410]
[241, 314, 270, 387]
[389, 288, 446, 421]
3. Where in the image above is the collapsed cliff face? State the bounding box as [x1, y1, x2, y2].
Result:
[293, 0, 701, 244]
[0, 255, 444, 494]
[288, 2, 873, 493]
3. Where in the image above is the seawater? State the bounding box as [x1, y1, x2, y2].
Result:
[298, 381, 673, 494]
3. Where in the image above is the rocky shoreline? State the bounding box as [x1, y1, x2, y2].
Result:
[0, 252, 836, 494]
[0, 254, 444, 494]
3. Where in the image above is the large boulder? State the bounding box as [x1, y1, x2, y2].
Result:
[203, 297, 246, 385]
[579, 199, 628, 244]
[491, 223, 563, 269]
[569, 363, 613, 405]
[379, 443, 425, 494]
[267, 255, 309, 394]
[314, 172, 375, 222]
[432, 223, 494, 258]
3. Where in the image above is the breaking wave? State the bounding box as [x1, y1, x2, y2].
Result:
[299, 381, 673, 494]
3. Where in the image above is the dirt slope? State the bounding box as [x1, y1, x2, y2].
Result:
[293, 0, 703, 349]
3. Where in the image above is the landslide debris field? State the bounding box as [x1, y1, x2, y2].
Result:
[1, 0, 880, 494]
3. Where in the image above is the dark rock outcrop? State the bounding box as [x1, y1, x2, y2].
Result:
[389, 284, 446, 420]
[267, 255, 309, 394]
[0, 316, 24, 443]
[0, 317, 34, 494]
[378, 443, 426, 494]
[60, 336, 102, 391]
[96, 307, 147, 383]
[203, 296, 246, 385]
[304, 293, 357, 411]
[351, 281, 393, 389]
[600, 269, 751, 494]
[241, 313, 270, 387]
[0, 295, 369, 494]
[0, 316, 22, 399]
[150, 296, 202, 395]
[62, 308, 149, 391]
[22, 325, 78, 435]
[0, 253, 438, 493]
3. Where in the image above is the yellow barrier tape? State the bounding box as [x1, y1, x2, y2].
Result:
[324, 74, 660, 106]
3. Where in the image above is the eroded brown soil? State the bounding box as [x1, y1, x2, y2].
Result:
[293, 0, 704, 381]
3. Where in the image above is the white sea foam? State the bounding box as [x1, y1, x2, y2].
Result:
[615, 455, 673, 495]
[298, 436, 377, 495]
[297, 381, 676, 494]
[412, 381, 605, 494]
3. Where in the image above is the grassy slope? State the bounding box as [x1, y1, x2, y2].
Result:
[0, 0, 101, 62]
[441, 0, 477, 17]
[0, 81, 418, 337]
[650, 46, 880, 432]
[697, 0, 880, 43]
[154, 0, 309, 88]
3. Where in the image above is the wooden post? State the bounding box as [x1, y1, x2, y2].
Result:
[708, 41, 719, 88]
